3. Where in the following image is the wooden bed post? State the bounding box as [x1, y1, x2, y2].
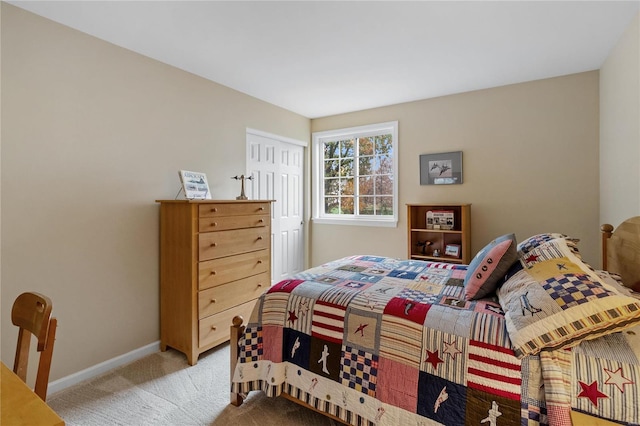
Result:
[230, 315, 246, 406]
[601, 223, 613, 271]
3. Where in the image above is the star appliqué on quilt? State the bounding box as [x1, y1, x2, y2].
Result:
[443, 339, 462, 360]
[298, 300, 310, 317]
[525, 254, 539, 263]
[425, 349, 444, 369]
[288, 310, 298, 324]
[577, 380, 608, 407]
[604, 367, 634, 393]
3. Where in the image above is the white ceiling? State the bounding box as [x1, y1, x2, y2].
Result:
[8, 1, 640, 118]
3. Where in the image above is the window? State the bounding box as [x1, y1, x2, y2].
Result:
[312, 121, 398, 227]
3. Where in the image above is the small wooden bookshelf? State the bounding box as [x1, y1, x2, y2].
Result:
[407, 203, 471, 264]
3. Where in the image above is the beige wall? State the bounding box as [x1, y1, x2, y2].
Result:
[311, 72, 600, 267]
[600, 12, 640, 225]
[0, 4, 309, 382]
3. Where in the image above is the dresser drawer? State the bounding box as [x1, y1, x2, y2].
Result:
[199, 298, 258, 348]
[198, 214, 268, 233]
[199, 203, 270, 218]
[198, 271, 269, 318]
[199, 249, 269, 290]
[199, 227, 270, 261]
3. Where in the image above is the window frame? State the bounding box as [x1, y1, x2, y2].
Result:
[312, 121, 398, 227]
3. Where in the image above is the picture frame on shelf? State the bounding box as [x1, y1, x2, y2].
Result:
[426, 210, 455, 230]
[445, 244, 461, 258]
[178, 170, 211, 200]
[419, 151, 463, 185]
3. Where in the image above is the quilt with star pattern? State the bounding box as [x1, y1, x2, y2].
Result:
[231, 255, 640, 425]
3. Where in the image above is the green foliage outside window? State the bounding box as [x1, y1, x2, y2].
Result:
[322, 134, 394, 216]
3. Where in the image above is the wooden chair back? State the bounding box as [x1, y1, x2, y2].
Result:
[11, 292, 58, 401]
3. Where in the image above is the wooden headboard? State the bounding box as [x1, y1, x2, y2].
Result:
[601, 216, 640, 291]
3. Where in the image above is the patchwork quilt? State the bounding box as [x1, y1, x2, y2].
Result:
[231, 255, 640, 425]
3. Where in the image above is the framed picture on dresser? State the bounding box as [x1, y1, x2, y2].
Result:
[178, 170, 211, 199]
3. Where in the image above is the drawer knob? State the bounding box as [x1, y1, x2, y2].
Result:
[211, 222, 217, 227]
[211, 325, 217, 331]
[210, 271, 217, 275]
[257, 260, 263, 264]
[211, 208, 218, 213]
[258, 207, 264, 211]
[210, 243, 217, 247]
[257, 236, 263, 240]
[211, 298, 217, 303]
[257, 283, 263, 288]
[258, 219, 264, 223]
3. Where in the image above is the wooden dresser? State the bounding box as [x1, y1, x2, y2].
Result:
[156, 200, 272, 365]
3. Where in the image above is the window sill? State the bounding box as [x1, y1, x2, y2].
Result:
[312, 217, 398, 228]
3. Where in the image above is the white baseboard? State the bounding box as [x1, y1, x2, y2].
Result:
[48, 341, 160, 395]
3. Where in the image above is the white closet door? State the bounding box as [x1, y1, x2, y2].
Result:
[246, 130, 305, 284]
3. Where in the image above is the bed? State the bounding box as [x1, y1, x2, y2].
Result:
[230, 217, 640, 425]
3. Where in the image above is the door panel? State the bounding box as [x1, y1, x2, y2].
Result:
[246, 130, 305, 284]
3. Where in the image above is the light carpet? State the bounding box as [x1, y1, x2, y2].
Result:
[48, 343, 338, 425]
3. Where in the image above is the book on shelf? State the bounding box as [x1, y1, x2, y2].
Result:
[178, 170, 211, 200]
[426, 210, 454, 230]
